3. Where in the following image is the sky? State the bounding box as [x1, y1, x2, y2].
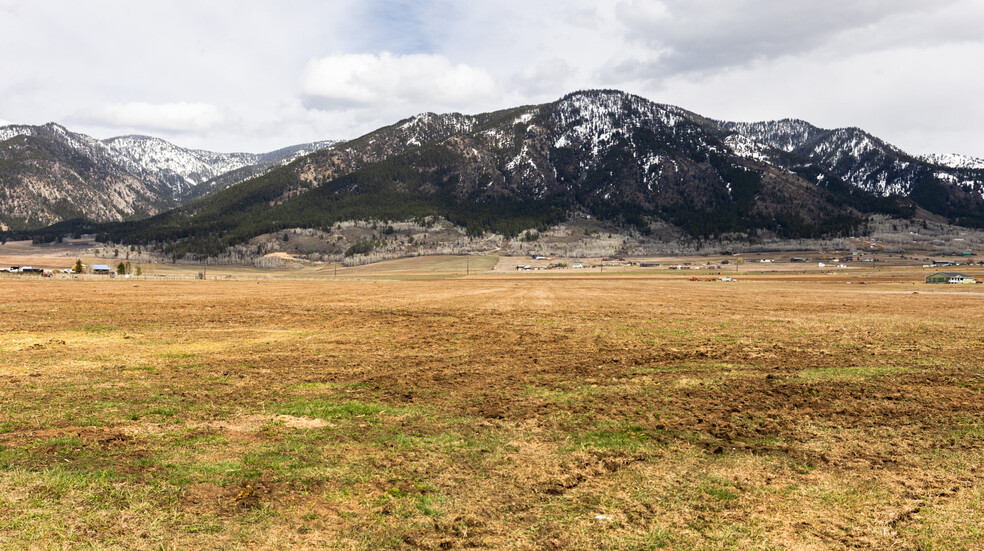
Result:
[1, 0, 983, 157]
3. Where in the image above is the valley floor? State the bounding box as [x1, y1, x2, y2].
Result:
[1, 272, 983, 549]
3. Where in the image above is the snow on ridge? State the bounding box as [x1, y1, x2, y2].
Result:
[724, 134, 771, 162]
[551, 91, 687, 155]
[921, 153, 984, 170]
[0, 125, 34, 142]
[396, 112, 478, 148]
[512, 110, 537, 126]
[98, 135, 260, 194]
[721, 119, 821, 152]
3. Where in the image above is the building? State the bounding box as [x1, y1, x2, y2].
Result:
[92, 264, 113, 275]
[925, 272, 976, 284]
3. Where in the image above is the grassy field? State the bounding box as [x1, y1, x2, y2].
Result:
[1, 274, 983, 549]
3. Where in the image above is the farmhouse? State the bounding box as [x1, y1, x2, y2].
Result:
[925, 272, 976, 284]
[92, 264, 113, 275]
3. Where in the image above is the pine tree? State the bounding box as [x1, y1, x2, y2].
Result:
[73, 259, 84, 274]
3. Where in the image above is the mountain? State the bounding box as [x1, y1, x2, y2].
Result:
[15, 90, 984, 258]
[0, 124, 166, 230]
[98, 135, 258, 197]
[0, 122, 335, 230]
[717, 119, 984, 224]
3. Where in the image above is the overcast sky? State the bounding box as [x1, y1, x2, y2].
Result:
[2, 0, 982, 157]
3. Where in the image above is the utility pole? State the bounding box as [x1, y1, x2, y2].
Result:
[466, 257, 469, 276]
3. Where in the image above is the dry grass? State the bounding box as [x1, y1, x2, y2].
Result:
[1, 274, 983, 549]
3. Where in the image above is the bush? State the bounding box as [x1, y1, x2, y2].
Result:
[344, 239, 375, 257]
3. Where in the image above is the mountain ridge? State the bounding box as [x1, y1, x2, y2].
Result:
[7, 90, 984, 260]
[0, 122, 335, 230]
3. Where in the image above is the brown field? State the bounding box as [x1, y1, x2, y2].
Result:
[2, 270, 984, 549]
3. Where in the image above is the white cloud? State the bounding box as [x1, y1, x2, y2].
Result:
[612, 0, 967, 75]
[1, 1, 983, 156]
[301, 52, 497, 111]
[75, 102, 225, 133]
[510, 58, 576, 97]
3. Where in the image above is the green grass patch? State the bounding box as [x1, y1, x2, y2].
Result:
[275, 399, 381, 419]
[798, 365, 906, 380]
[127, 365, 157, 372]
[142, 407, 178, 418]
[289, 381, 337, 390]
[703, 484, 739, 502]
[43, 436, 83, 448]
[162, 459, 244, 487]
[950, 417, 984, 441]
[573, 422, 652, 451]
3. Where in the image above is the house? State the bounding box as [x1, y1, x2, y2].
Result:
[926, 272, 976, 284]
[92, 264, 113, 274]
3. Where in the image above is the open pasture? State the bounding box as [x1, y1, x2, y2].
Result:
[1, 275, 983, 549]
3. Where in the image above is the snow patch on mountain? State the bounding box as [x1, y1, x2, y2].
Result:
[398, 112, 477, 147]
[724, 134, 771, 162]
[721, 119, 822, 153]
[551, 90, 688, 157]
[100, 135, 260, 195]
[0, 124, 32, 142]
[512, 111, 536, 126]
[921, 153, 984, 170]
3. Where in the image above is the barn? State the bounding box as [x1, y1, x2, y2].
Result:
[92, 264, 113, 275]
[925, 272, 976, 284]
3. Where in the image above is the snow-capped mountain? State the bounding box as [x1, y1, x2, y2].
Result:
[99, 135, 338, 198]
[719, 120, 984, 199]
[99, 135, 259, 196]
[0, 122, 336, 230]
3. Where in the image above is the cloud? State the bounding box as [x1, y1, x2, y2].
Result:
[612, 0, 965, 76]
[2, 1, 983, 156]
[300, 52, 496, 111]
[510, 58, 576, 97]
[74, 102, 225, 133]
